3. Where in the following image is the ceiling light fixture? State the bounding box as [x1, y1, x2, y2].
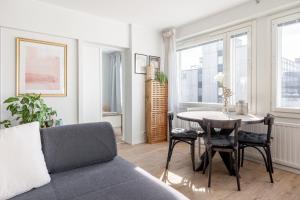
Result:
[255, 0, 261, 3]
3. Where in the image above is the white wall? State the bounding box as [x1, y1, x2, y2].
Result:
[0, 0, 163, 145]
[0, 27, 78, 124]
[79, 43, 102, 123]
[124, 24, 163, 144]
[0, 0, 130, 125]
[0, 0, 129, 48]
[177, 0, 300, 40]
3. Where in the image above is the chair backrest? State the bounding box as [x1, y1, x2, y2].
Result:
[203, 118, 241, 147]
[264, 113, 275, 143]
[168, 112, 174, 136]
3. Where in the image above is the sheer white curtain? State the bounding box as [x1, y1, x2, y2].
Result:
[110, 52, 122, 113]
[162, 28, 180, 113]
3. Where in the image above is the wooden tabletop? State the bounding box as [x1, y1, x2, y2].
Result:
[177, 111, 264, 125]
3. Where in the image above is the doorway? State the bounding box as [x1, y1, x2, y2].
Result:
[102, 48, 123, 143]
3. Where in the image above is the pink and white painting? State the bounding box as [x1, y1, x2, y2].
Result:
[17, 38, 67, 96]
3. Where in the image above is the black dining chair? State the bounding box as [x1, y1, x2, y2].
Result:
[186, 107, 221, 162]
[202, 118, 241, 191]
[238, 113, 275, 183]
[166, 112, 198, 171]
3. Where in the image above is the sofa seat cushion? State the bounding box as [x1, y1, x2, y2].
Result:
[51, 156, 187, 200]
[10, 156, 187, 200]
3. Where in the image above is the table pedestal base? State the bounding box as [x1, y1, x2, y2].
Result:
[196, 150, 236, 176]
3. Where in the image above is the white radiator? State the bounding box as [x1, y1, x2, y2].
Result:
[243, 123, 300, 170]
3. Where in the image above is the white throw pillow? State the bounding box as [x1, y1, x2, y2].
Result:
[0, 122, 51, 200]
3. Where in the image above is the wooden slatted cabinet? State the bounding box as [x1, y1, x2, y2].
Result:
[145, 80, 168, 144]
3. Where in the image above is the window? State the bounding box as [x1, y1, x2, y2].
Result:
[177, 40, 224, 103]
[273, 15, 300, 111]
[177, 25, 252, 105]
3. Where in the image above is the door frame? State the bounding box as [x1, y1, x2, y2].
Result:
[78, 40, 127, 140]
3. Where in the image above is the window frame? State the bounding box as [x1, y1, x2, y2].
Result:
[271, 12, 300, 113]
[227, 27, 252, 106]
[177, 22, 255, 112]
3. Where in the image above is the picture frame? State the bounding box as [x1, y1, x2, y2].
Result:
[149, 56, 160, 72]
[135, 53, 148, 74]
[16, 37, 67, 97]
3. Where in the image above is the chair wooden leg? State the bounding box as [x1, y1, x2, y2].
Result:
[268, 146, 274, 173]
[229, 152, 233, 174]
[198, 137, 201, 162]
[241, 147, 245, 167]
[262, 147, 271, 172]
[191, 141, 196, 171]
[234, 150, 241, 191]
[203, 147, 207, 174]
[165, 141, 171, 169]
[208, 148, 212, 188]
[166, 140, 175, 169]
[238, 147, 241, 170]
[266, 147, 274, 183]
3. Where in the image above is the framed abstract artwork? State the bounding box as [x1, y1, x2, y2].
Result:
[149, 56, 160, 72]
[135, 53, 148, 74]
[16, 38, 67, 97]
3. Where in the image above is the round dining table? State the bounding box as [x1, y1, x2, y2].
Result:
[177, 111, 264, 125]
[177, 111, 264, 174]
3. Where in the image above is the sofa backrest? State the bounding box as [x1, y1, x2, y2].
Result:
[40, 122, 117, 174]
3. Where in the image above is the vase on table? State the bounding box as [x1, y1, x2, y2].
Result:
[222, 86, 232, 114]
[214, 72, 233, 114]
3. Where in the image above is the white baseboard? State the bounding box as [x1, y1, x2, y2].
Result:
[132, 131, 146, 145]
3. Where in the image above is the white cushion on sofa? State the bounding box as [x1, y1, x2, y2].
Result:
[0, 122, 51, 200]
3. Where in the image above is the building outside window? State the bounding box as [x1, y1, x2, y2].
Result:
[177, 40, 224, 104]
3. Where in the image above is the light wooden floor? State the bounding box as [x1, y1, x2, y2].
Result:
[118, 142, 300, 200]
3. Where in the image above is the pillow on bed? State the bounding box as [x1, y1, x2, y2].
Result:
[0, 122, 51, 200]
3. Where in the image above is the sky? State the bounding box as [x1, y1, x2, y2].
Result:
[281, 22, 300, 61]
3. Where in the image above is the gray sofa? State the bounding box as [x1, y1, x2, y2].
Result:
[11, 122, 188, 200]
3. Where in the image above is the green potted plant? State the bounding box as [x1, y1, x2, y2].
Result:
[0, 94, 57, 128]
[155, 71, 168, 85]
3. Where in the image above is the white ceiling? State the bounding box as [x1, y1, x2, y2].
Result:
[37, 0, 252, 29]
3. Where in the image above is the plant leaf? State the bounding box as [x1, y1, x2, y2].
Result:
[4, 97, 19, 103]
